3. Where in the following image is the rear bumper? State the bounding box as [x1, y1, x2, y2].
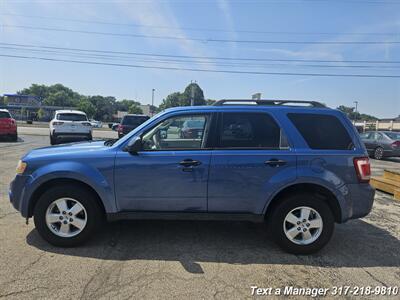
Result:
[342, 183, 375, 222]
[0, 128, 17, 135]
[52, 131, 92, 141]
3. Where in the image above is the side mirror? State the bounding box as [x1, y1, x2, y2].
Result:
[124, 136, 142, 154]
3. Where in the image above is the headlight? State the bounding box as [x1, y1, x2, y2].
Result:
[16, 160, 27, 174]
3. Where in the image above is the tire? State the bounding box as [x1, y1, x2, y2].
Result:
[87, 133, 93, 141]
[269, 193, 335, 254]
[33, 184, 103, 247]
[50, 134, 57, 145]
[11, 133, 18, 142]
[373, 147, 384, 160]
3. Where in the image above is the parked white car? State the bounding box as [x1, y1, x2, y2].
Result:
[89, 119, 102, 128]
[49, 110, 92, 145]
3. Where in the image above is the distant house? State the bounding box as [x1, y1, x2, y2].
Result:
[1, 94, 75, 121]
[379, 115, 400, 122]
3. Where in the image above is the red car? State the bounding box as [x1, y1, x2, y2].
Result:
[0, 109, 18, 141]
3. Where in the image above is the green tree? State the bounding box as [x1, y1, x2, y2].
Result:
[181, 83, 205, 106]
[337, 105, 377, 121]
[78, 100, 96, 118]
[116, 99, 141, 111]
[18, 84, 49, 100]
[87, 95, 116, 121]
[128, 104, 143, 114]
[159, 83, 206, 110]
[37, 108, 46, 120]
[159, 92, 182, 110]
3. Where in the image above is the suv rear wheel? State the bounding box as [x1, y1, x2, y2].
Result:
[270, 193, 334, 254]
[33, 185, 103, 247]
[50, 134, 57, 145]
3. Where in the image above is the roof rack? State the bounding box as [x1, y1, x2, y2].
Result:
[213, 99, 326, 108]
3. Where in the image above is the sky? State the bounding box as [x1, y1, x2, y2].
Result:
[0, 0, 399, 118]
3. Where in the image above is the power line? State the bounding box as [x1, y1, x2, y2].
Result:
[2, 42, 400, 64]
[2, 13, 398, 36]
[2, 45, 400, 70]
[1, 53, 399, 78]
[3, 25, 400, 45]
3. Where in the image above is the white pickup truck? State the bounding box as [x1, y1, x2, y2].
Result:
[49, 110, 92, 145]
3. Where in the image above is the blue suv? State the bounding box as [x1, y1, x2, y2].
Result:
[9, 100, 375, 254]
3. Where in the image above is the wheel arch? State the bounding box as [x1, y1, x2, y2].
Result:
[264, 183, 342, 223]
[28, 178, 106, 218]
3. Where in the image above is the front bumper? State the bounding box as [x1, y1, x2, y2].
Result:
[9, 174, 32, 217]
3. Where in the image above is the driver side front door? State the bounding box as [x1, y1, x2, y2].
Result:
[114, 112, 213, 212]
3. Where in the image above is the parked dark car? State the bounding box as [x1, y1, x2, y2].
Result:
[179, 119, 205, 138]
[118, 115, 150, 138]
[360, 131, 400, 159]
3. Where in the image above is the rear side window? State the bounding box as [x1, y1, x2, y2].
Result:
[122, 116, 149, 126]
[217, 112, 289, 149]
[0, 111, 11, 118]
[57, 113, 87, 121]
[288, 113, 354, 150]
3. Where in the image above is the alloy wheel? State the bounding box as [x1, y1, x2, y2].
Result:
[45, 198, 87, 238]
[283, 206, 323, 245]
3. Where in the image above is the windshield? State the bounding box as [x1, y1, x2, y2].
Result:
[57, 113, 88, 121]
[0, 112, 11, 119]
[386, 132, 400, 140]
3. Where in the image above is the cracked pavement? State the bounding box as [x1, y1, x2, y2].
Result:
[0, 135, 399, 299]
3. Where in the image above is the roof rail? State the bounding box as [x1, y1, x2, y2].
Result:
[213, 99, 326, 108]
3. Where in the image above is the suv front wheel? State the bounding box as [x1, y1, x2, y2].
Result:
[270, 193, 334, 254]
[33, 185, 103, 247]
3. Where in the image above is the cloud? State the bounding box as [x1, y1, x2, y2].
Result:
[113, 0, 215, 70]
[217, 0, 237, 46]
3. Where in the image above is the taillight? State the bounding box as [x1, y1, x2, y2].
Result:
[391, 141, 400, 148]
[117, 125, 124, 132]
[52, 121, 64, 126]
[353, 157, 371, 183]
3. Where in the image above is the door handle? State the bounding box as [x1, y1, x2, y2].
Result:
[179, 159, 202, 167]
[265, 159, 286, 167]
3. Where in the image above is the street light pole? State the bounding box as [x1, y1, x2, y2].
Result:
[353, 101, 358, 121]
[354, 101, 358, 113]
[151, 88, 155, 116]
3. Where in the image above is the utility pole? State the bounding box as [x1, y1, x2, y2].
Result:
[151, 88, 155, 116]
[190, 80, 196, 106]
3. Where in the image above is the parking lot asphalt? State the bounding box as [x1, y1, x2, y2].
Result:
[0, 135, 399, 299]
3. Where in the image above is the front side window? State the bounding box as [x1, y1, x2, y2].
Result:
[217, 112, 288, 149]
[142, 114, 208, 150]
[359, 132, 372, 139]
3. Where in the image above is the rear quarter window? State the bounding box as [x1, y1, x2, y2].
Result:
[288, 113, 354, 150]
